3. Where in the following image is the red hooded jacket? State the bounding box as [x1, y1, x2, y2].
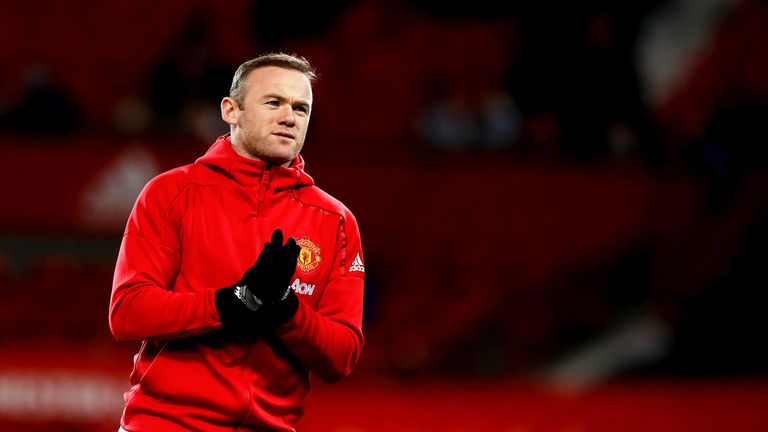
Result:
[110, 135, 365, 431]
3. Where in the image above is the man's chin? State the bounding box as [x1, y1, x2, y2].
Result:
[243, 145, 298, 166]
[264, 152, 298, 167]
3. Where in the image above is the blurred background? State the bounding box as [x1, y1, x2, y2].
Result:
[1, 0, 768, 430]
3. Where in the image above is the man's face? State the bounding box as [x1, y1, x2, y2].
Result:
[227, 66, 313, 166]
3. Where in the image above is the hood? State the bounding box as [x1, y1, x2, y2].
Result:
[196, 134, 315, 190]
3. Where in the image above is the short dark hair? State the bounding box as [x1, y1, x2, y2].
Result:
[229, 53, 317, 107]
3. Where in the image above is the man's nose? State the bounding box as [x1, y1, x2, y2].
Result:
[278, 105, 296, 126]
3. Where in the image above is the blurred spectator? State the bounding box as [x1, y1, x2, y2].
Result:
[415, 19, 522, 154]
[509, 3, 662, 163]
[1, 64, 81, 134]
[313, 0, 437, 150]
[110, 96, 154, 134]
[145, 14, 232, 141]
[416, 79, 522, 153]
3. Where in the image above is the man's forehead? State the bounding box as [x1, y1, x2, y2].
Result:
[246, 66, 313, 101]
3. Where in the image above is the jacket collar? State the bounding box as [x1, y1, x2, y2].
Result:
[196, 134, 315, 190]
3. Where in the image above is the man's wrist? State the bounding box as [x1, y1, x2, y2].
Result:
[235, 285, 264, 311]
[216, 282, 298, 329]
[260, 290, 299, 326]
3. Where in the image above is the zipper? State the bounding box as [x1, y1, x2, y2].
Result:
[256, 161, 272, 216]
[237, 161, 272, 427]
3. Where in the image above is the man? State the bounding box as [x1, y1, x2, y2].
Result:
[110, 53, 365, 431]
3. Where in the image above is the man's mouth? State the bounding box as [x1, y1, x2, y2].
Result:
[274, 131, 295, 139]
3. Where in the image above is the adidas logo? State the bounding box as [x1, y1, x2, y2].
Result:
[348, 253, 365, 273]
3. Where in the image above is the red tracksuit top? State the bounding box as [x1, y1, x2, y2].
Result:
[110, 135, 365, 432]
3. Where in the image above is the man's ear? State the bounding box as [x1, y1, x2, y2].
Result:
[221, 97, 239, 125]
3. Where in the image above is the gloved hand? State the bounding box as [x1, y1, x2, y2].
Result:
[215, 229, 301, 329]
[238, 229, 301, 305]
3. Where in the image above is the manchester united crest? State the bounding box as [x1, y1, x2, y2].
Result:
[296, 237, 321, 273]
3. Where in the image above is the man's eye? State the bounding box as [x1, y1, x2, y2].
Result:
[295, 106, 308, 114]
[266, 100, 279, 107]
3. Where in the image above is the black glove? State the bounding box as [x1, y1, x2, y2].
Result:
[215, 229, 301, 328]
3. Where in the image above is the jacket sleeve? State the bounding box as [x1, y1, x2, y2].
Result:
[109, 175, 221, 341]
[275, 209, 365, 383]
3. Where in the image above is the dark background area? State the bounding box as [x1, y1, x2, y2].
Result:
[1, 0, 767, 430]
